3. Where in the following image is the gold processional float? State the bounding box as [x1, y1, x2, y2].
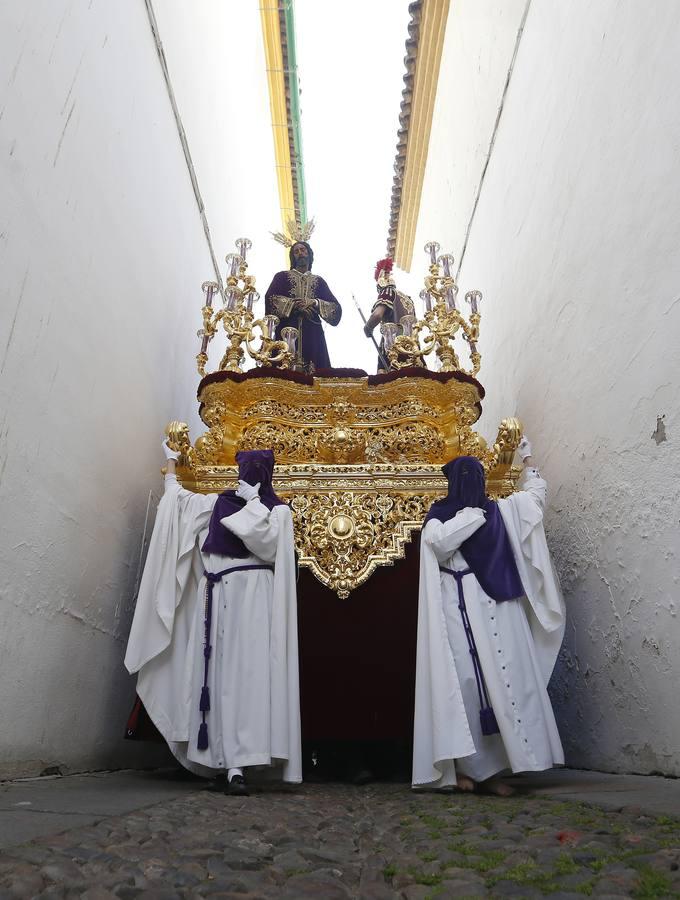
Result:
[166, 238, 523, 598]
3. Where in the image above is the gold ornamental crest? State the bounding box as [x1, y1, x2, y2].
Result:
[168, 370, 522, 598]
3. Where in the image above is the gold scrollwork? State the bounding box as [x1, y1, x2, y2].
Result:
[243, 400, 327, 423]
[290, 490, 432, 598]
[238, 421, 443, 465]
[364, 423, 443, 463]
[317, 426, 366, 463]
[169, 372, 525, 597]
[164, 421, 193, 467]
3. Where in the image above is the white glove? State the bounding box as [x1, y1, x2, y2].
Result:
[235, 480, 260, 502]
[162, 439, 180, 461]
[454, 506, 485, 518]
[517, 436, 532, 460]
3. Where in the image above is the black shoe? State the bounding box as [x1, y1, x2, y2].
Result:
[226, 774, 249, 797]
[204, 775, 227, 793]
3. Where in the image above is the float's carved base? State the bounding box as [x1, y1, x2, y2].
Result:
[166, 370, 523, 597]
[177, 463, 522, 598]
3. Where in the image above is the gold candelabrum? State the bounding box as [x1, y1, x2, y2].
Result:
[196, 238, 296, 376]
[382, 241, 482, 376]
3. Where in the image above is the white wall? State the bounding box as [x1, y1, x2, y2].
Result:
[0, 0, 278, 777]
[152, 0, 282, 374]
[416, 0, 680, 774]
[403, 0, 528, 285]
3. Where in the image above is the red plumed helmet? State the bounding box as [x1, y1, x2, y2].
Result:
[374, 257, 394, 281]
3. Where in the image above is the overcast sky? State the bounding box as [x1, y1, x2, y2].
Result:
[294, 1, 416, 371]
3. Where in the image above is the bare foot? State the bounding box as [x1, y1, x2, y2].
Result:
[455, 775, 477, 792]
[481, 778, 515, 796]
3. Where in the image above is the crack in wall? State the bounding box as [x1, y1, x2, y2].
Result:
[143, 0, 224, 300]
[456, 0, 532, 278]
[1, 268, 29, 376]
[52, 100, 76, 167]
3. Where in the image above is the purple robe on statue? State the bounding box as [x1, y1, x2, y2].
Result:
[265, 269, 342, 370]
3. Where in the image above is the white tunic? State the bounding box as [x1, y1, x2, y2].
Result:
[124, 476, 301, 783]
[412, 470, 565, 788]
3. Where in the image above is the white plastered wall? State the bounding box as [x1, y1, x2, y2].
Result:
[415, 0, 680, 774]
[0, 0, 279, 777]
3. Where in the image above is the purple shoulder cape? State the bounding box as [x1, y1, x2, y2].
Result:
[202, 450, 286, 559]
[424, 456, 524, 602]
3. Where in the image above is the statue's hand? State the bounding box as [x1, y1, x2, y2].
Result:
[294, 299, 317, 315]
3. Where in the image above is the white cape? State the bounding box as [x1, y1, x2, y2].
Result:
[125, 478, 301, 783]
[413, 472, 565, 788]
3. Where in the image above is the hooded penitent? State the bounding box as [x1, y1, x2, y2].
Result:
[202, 450, 286, 558]
[425, 456, 525, 602]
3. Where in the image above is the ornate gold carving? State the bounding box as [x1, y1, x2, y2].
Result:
[171, 372, 524, 598]
[385, 247, 483, 377]
[488, 417, 523, 467]
[363, 423, 442, 463]
[239, 422, 319, 462]
[238, 421, 442, 465]
[329, 513, 355, 540]
[196, 240, 294, 376]
[318, 426, 365, 464]
[165, 420, 193, 467]
[242, 399, 324, 423]
[196, 372, 482, 467]
[289, 489, 431, 598]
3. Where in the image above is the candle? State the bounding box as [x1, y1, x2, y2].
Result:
[437, 254, 454, 277]
[400, 315, 416, 337]
[225, 253, 244, 277]
[424, 241, 441, 266]
[445, 284, 459, 312]
[262, 314, 279, 340]
[199, 281, 218, 353]
[380, 322, 398, 351]
[465, 290, 482, 315]
[202, 280, 218, 306]
[235, 238, 252, 264]
[281, 326, 299, 354]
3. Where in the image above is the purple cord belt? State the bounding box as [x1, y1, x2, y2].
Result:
[197, 563, 275, 751]
[439, 566, 500, 736]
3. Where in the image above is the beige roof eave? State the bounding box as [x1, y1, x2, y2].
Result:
[388, 0, 450, 273]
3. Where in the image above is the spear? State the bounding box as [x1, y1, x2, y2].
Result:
[353, 295, 390, 372]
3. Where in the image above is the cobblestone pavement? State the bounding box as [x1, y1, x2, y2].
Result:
[1, 782, 679, 898]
